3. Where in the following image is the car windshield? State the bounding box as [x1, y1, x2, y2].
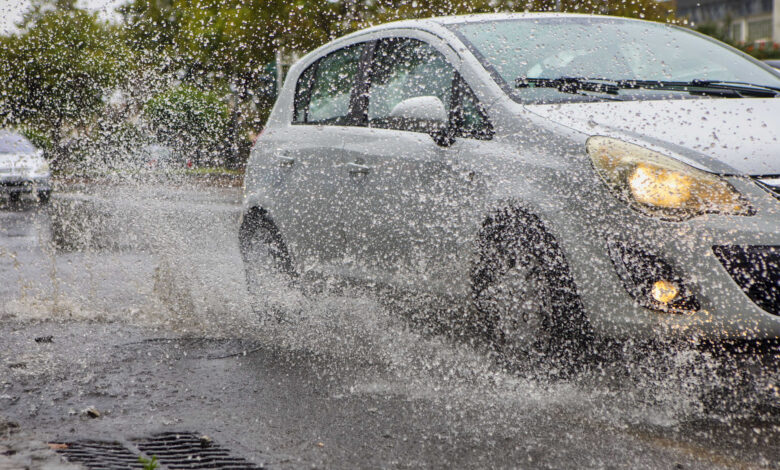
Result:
[0, 130, 36, 154]
[448, 17, 780, 104]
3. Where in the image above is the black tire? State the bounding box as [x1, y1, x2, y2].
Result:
[37, 190, 51, 204]
[238, 208, 296, 314]
[470, 207, 592, 366]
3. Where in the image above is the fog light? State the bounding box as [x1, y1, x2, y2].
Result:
[651, 280, 679, 304]
[607, 239, 700, 313]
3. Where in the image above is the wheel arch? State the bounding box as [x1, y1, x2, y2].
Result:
[239, 205, 297, 277]
[470, 201, 573, 296]
[469, 200, 593, 346]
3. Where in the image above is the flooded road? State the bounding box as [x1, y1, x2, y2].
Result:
[1, 182, 778, 469]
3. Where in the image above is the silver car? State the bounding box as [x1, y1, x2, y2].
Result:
[0, 130, 51, 202]
[240, 14, 780, 358]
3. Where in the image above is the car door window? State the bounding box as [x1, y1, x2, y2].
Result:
[367, 38, 455, 131]
[295, 44, 363, 125]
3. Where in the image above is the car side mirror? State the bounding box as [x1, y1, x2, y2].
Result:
[389, 96, 455, 147]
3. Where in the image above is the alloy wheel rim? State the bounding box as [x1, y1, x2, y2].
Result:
[489, 263, 551, 356]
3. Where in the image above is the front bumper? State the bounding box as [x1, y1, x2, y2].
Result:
[563, 176, 780, 341]
[0, 175, 51, 194]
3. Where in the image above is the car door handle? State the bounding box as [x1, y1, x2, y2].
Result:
[346, 162, 371, 175]
[276, 155, 295, 167]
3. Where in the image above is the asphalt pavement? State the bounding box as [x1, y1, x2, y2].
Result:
[1, 182, 778, 469]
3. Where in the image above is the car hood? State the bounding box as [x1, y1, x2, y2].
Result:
[525, 98, 780, 176]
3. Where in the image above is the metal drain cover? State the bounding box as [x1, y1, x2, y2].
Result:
[135, 432, 262, 469]
[52, 432, 263, 470]
[51, 440, 144, 469]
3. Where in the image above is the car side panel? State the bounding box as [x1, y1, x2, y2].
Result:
[336, 127, 488, 296]
[248, 125, 353, 270]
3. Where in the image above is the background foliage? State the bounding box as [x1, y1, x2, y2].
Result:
[0, 0, 771, 170]
[143, 85, 230, 161]
[0, 1, 126, 147]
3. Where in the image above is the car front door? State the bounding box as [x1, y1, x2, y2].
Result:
[337, 36, 494, 298]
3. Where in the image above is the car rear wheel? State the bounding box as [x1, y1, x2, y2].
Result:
[37, 190, 51, 204]
[238, 208, 296, 317]
[471, 208, 592, 368]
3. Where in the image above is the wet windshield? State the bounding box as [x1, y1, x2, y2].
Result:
[450, 17, 780, 103]
[0, 131, 36, 154]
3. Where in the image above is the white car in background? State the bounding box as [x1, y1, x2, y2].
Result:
[0, 130, 51, 202]
[240, 13, 780, 361]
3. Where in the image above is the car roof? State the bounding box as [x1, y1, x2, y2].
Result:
[283, 12, 656, 120]
[313, 12, 649, 62]
[429, 12, 635, 24]
[342, 12, 643, 37]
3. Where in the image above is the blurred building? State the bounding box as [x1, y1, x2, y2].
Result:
[676, 0, 779, 43]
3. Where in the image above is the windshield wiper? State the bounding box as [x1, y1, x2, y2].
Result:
[515, 77, 780, 98]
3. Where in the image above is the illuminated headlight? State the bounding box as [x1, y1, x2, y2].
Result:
[587, 136, 753, 220]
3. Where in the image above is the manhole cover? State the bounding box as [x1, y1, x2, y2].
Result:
[52, 432, 263, 470]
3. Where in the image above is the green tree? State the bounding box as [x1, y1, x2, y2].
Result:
[120, 0, 290, 79]
[0, 2, 126, 147]
[18, 0, 79, 28]
[143, 85, 230, 162]
[363, 0, 674, 24]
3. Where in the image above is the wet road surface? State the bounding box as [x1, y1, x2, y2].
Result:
[1, 183, 778, 469]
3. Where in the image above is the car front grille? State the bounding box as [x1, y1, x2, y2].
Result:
[713, 245, 780, 316]
[755, 176, 780, 200]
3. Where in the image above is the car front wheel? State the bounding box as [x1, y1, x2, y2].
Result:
[471, 208, 592, 369]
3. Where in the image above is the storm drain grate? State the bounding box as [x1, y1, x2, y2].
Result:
[135, 432, 262, 470]
[51, 440, 144, 469]
[52, 432, 263, 470]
